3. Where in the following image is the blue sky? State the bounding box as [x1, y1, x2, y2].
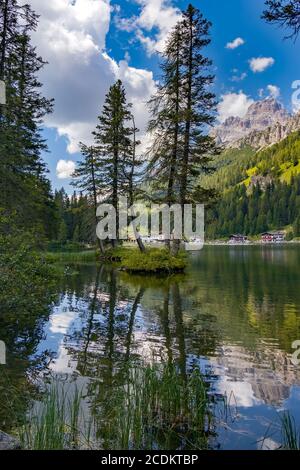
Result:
[29, 0, 300, 193]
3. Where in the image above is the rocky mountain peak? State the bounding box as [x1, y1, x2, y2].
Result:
[212, 98, 291, 148]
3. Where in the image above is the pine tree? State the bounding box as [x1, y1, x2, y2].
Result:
[93, 80, 133, 247]
[147, 4, 219, 252]
[0, 1, 54, 238]
[72, 143, 105, 254]
[58, 219, 68, 244]
[147, 24, 183, 206]
[179, 4, 219, 208]
[262, 1, 300, 40]
[0, 0, 20, 81]
[123, 115, 145, 252]
[293, 216, 300, 237]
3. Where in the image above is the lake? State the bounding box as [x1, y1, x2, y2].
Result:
[1, 245, 300, 449]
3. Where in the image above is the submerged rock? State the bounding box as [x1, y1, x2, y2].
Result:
[0, 431, 21, 450]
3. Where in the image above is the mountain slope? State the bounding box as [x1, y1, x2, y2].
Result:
[212, 98, 300, 149]
[205, 132, 300, 239]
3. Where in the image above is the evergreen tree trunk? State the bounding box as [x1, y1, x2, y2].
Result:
[0, 0, 9, 80]
[129, 116, 145, 253]
[181, 11, 193, 211]
[172, 13, 193, 256]
[112, 145, 119, 248]
[167, 30, 181, 252]
[91, 154, 105, 255]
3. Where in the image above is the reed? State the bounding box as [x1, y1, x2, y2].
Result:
[280, 411, 300, 450]
[107, 363, 212, 450]
[19, 383, 94, 450]
[18, 362, 213, 450]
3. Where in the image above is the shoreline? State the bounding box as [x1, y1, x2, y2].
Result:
[205, 240, 300, 246]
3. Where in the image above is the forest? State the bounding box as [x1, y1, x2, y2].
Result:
[1, 0, 300, 454]
[205, 132, 300, 239]
[0, 1, 219, 260]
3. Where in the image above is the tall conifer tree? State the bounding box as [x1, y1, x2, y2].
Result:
[0, 1, 55, 237]
[93, 80, 133, 247]
[72, 143, 105, 254]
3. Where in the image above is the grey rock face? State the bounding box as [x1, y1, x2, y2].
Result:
[0, 431, 21, 450]
[235, 111, 300, 149]
[212, 98, 296, 148]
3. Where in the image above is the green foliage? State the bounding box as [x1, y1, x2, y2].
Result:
[92, 80, 135, 205]
[103, 247, 187, 273]
[0, 1, 56, 238]
[280, 411, 300, 450]
[46, 250, 97, 263]
[207, 175, 300, 238]
[100, 362, 211, 450]
[19, 362, 212, 450]
[285, 230, 294, 241]
[253, 131, 300, 182]
[203, 133, 300, 193]
[19, 383, 90, 450]
[205, 132, 300, 238]
[199, 146, 256, 191]
[293, 216, 300, 237]
[53, 189, 95, 244]
[0, 214, 58, 318]
[147, 4, 219, 208]
[121, 248, 187, 273]
[0, 212, 59, 431]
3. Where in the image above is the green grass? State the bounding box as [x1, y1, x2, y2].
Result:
[17, 362, 213, 450]
[106, 247, 187, 273]
[45, 246, 187, 273]
[46, 250, 98, 263]
[18, 384, 93, 450]
[280, 411, 300, 450]
[102, 363, 212, 450]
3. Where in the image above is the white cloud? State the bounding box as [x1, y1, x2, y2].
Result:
[217, 92, 254, 123]
[25, 0, 157, 154]
[267, 84, 280, 99]
[226, 37, 245, 50]
[230, 72, 247, 82]
[116, 0, 181, 55]
[249, 57, 275, 73]
[56, 160, 76, 179]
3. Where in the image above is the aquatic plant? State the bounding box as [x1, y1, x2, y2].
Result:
[18, 362, 213, 450]
[97, 362, 213, 450]
[280, 411, 300, 450]
[19, 383, 94, 450]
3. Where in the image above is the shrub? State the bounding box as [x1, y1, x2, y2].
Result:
[116, 247, 187, 273]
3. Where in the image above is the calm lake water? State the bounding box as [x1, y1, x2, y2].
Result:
[1, 245, 300, 449]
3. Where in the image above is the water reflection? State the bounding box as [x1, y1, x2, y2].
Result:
[1, 245, 300, 449]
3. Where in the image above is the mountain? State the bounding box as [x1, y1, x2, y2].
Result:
[204, 131, 300, 239]
[212, 98, 298, 148]
[204, 99, 300, 239]
[235, 110, 300, 149]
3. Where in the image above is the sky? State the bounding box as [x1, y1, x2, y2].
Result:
[26, 0, 300, 192]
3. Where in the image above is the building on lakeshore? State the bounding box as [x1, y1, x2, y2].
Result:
[229, 234, 248, 244]
[261, 232, 285, 243]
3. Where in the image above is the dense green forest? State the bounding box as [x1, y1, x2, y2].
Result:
[0, 0, 58, 240]
[0, 2, 218, 254]
[204, 132, 300, 239]
[1, 0, 299, 250]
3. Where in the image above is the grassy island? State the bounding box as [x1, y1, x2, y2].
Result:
[46, 245, 187, 274]
[101, 247, 187, 274]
